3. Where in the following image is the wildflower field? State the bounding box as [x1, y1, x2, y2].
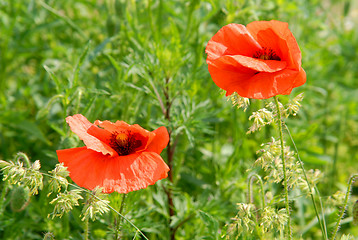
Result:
[1, 0, 358, 239]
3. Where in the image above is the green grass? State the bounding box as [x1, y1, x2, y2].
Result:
[1, 0, 358, 239]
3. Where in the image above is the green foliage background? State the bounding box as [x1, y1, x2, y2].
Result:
[0, 0, 358, 239]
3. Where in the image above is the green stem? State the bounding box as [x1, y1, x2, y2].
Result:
[84, 211, 89, 240]
[119, 194, 126, 222]
[285, 125, 328, 240]
[62, 93, 68, 131]
[247, 173, 265, 240]
[314, 186, 328, 238]
[247, 173, 266, 208]
[331, 174, 358, 240]
[274, 96, 292, 239]
[83, 218, 89, 240]
[15, 152, 31, 168]
[115, 194, 127, 239]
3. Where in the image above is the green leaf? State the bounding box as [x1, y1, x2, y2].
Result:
[43, 65, 61, 92]
[39, 1, 86, 38]
[198, 210, 219, 238]
[71, 41, 91, 87]
[12, 121, 51, 145]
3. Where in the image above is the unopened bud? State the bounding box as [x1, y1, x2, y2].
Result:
[10, 186, 30, 212]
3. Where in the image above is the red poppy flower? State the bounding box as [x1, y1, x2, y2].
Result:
[205, 20, 306, 99]
[56, 114, 170, 194]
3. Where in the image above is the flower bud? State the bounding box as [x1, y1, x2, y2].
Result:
[10, 185, 30, 212]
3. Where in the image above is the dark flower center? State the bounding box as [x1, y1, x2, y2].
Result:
[253, 47, 281, 61]
[109, 131, 143, 156]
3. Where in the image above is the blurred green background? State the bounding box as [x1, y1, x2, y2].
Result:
[0, 0, 358, 239]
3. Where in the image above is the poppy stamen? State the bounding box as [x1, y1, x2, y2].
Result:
[110, 132, 143, 156]
[253, 47, 281, 61]
[115, 133, 128, 147]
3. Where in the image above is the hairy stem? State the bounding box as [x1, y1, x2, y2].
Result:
[84, 194, 89, 240]
[285, 124, 328, 239]
[331, 174, 358, 240]
[274, 96, 292, 239]
[84, 219, 89, 240]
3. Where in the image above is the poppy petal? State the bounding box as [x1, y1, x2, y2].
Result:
[293, 67, 306, 88]
[86, 125, 113, 145]
[103, 152, 169, 193]
[208, 64, 252, 96]
[206, 20, 305, 99]
[212, 55, 287, 73]
[247, 20, 302, 70]
[57, 147, 169, 194]
[146, 126, 170, 154]
[205, 23, 262, 62]
[66, 114, 115, 156]
[245, 69, 302, 99]
[94, 120, 130, 132]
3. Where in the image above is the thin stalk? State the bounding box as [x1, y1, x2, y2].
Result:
[285, 124, 328, 239]
[119, 194, 126, 222]
[247, 173, 266, 208]
[15, 152, 31, 168]
[331, 174, 358, 240]
[62, 91, 69, 131]
[115, 193, 127, 239]
[274, 96, 292, 239]
[84, 217, 89, 240]
[314, 186, 328, 238]
[162, 77, 176, 240]
[84, 193, 90, 240]
[248, 173, 266, 233]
